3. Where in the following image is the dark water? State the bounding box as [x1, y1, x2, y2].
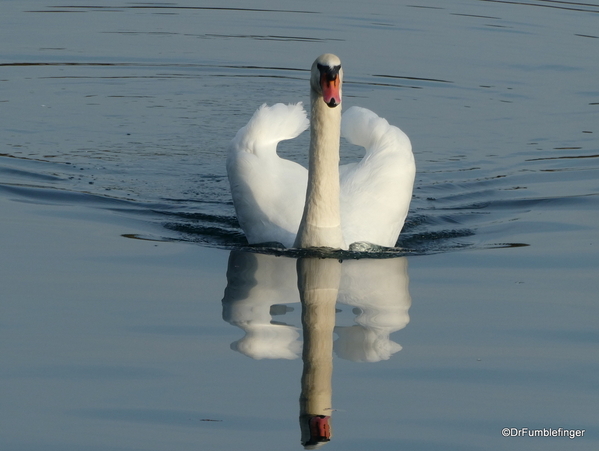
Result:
[1, 1, 598, 450]
[3, 1, 599, 254]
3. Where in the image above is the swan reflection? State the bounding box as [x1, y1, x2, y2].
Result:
[222, 251, 411, 363]
[221, 251, 411, 448]
[335, 258, 411, 362]
[222, 252, 301, 359]
[297, 258, 340, 448]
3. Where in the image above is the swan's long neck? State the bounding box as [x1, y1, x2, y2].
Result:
[294, 90, 346, 249]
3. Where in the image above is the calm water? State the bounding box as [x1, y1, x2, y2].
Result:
[1, 1, 598, 450]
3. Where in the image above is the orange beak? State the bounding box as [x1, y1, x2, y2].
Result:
[321, 73, 341, 108]
[309, 415, 331, 441]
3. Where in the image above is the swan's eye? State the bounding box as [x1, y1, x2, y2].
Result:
[317, 63, 341, 82]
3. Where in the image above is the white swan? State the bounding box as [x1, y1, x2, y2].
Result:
[227, 54, 415, 249]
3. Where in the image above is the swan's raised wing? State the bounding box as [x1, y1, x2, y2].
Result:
[231, 103, 309, 157]
[340, 106, 415, 247]
[227, 103, 309, 247]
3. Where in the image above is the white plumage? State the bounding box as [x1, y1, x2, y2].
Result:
[339, 106, 415, 247]
[227, 103, 309, 247]
[227, 55, 415, 249]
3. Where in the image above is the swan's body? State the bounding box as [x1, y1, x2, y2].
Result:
[339, 107, 415, 246]
[227, 54, 415, 249]
[227, 103, 309, 247]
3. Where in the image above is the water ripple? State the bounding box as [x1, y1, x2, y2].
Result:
[3, 145, 597, 257]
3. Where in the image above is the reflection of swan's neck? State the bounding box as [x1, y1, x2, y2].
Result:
[298, 258, 340, 448]
[294, 90, 345, 249]
[300, 283, 335, 416]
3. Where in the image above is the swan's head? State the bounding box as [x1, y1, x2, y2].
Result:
[311, 54, 343, 108]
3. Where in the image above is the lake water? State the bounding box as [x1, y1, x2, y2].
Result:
[1, 1, 598, 450]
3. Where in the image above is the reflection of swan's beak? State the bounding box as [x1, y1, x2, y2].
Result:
[303, 415, 331, 447]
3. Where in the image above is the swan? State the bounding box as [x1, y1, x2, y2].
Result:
[227, 54, 415, 249]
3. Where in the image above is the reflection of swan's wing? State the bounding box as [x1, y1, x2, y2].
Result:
[340, 106, 415, 247]
[222, 251, 301, 359]
[227, 103, 309, 247]
[230, 326, 301, 360]
[335, 326, 403, 363]
[335, 258, 411, 362]
[339, 258, 411, 330]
